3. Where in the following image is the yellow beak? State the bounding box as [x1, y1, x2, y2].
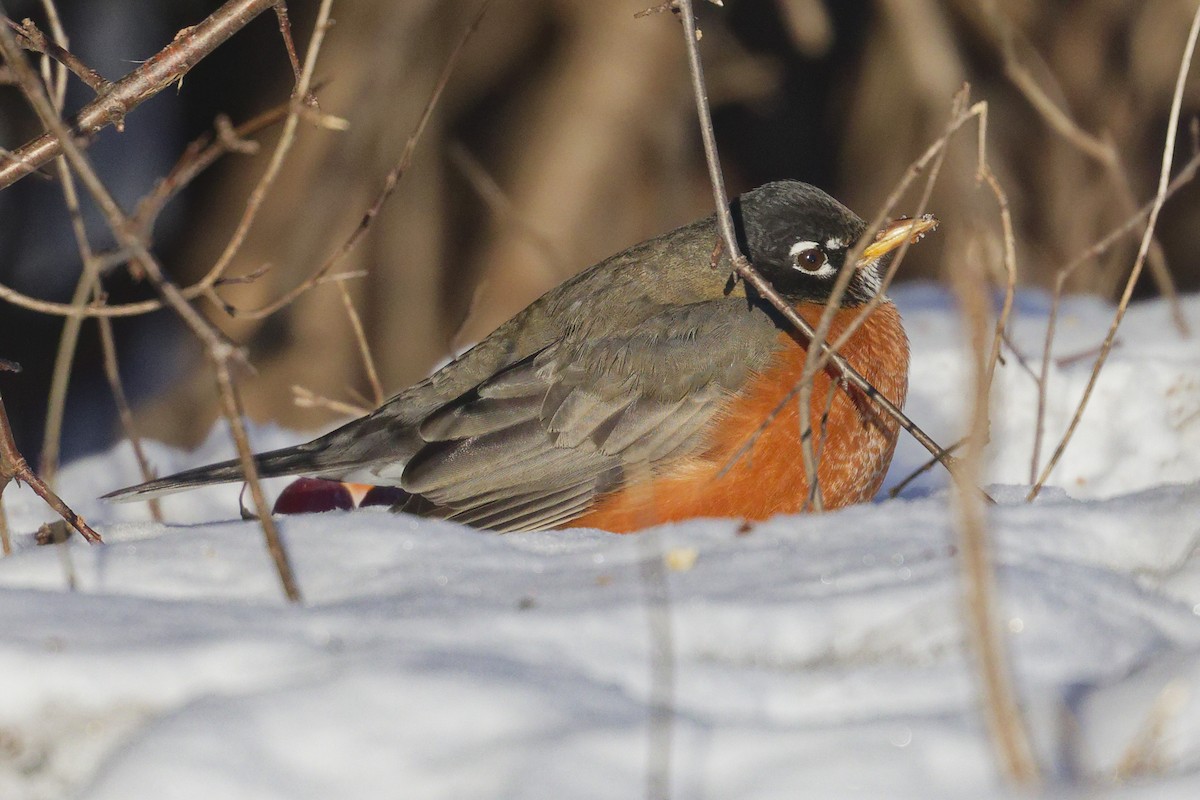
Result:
[859, 214, 939, 264]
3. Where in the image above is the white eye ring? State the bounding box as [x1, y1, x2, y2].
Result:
[789, 240, 832, 275]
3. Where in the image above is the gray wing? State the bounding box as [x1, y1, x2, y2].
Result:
[378, 298, 779, 532]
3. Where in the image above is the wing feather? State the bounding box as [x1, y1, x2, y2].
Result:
[396, 298, 778, 529]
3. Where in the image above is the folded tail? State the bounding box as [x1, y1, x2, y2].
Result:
[103, 441, 333, 503]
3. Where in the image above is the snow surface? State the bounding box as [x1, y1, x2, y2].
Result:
[1, 285, 1199, 799]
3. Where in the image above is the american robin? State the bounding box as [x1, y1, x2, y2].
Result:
[106, 181, 936, 533]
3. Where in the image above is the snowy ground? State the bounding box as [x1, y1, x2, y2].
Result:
[1, 285, 1199, 799]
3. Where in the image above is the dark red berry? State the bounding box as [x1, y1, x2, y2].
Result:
[272, 478, 354, 515]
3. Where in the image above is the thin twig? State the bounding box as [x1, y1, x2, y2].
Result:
[38, 6, 92, 485]
[0, 103, 296, 318]
[0, 12, 246, 361]
[948, 228, 1040, 786]
[97, 311, 163, 523]
[337, 283, 384, 406]
[0, 0, 280, 189]
[887, 438, 968, 499]
[637, 529, 676, 800]
[37, 0, 68, 109]
[6, 16, 110, 95]
[291, 385, 370, 417]
[273, 2, 302, 85]
[0, 490, 9, 555]
[999, 330, 1040, 384]
[0, 0, 317, 600]
[213, 360, 301, 602]
[796, 86, 966, 510]
[1112, 680, 1190, 780]
[717, 96, 986, 489]
[198, 0, 336, 300]
[1028, 4, 1200, 501]
[448, 141, 566, 277]
[0, 368, 102, 545]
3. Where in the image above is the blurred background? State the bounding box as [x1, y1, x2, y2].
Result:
[1, 0, 1199, 469]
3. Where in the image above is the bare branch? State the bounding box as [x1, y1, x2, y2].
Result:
[0, 0, 280, 190]
[97, 310, 163, 523]
[6, 16, 110, 95]
[0, 366, 102, 545]
[338, 283, 384, 406]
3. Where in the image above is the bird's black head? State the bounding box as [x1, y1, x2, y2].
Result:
[730, 181, 888, 307]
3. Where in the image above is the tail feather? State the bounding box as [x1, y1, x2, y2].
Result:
[103, 443, 331, 503]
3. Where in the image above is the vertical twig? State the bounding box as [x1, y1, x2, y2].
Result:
[273, 2, 302, 84]
[797, 86, 966, 510]
[1028, 4, 1200, 501]
[337, 283, 384, 406]
[198, 0, 335, 291]
[224, 0, 495, 320]
[213, 360, 301, 602]
[0, 490, 10, 556]
[949, 222, 1041, 787]
[37, 1, 91, 485]
[96, 313, 163, 523]
[987, 3, 1188, 335]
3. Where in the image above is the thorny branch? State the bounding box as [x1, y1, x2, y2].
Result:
[0, 0, 281, 189]
[0, 0, 310, 600]
[6, 16, 109, 94]
[0, 360, 102, 546]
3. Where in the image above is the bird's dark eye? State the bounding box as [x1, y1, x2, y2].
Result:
[792, 246, 827, 273]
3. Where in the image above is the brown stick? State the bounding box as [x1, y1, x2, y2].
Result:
[337, 283, 384, 406]
[948, 237, 1041, 786]
[0, 0, 279, 190]
[0, 361, 102, 544]
[6, 16, 110, 95]
[273, 2, 302, 86]
[96, 311, 163, 523]
[195, 0, 337, 299]
[213, 359, 301, 602]
[37, 5, 93, 486]
[0, 0, 316, 600]
[796, 85, 966, 510]
[0, 13, 245, 361]
[0, 489, 9, 555]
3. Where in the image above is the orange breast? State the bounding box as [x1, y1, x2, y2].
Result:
[566, 302, 909, 533]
